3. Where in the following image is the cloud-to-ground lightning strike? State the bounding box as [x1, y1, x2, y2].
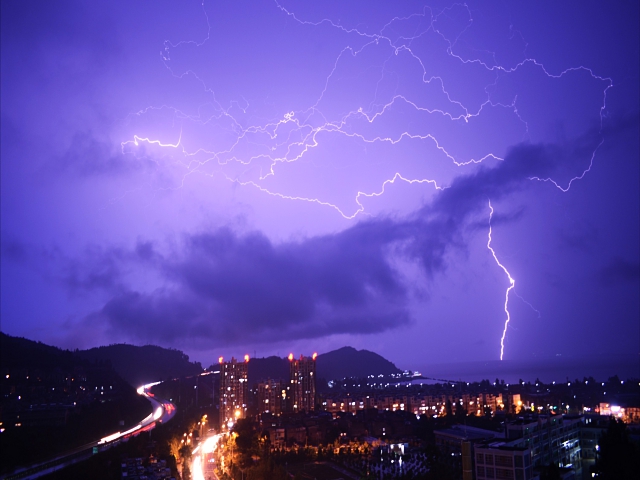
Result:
[1, 0, 636, 389]
[487, 201, 515, 361]
[117, 1, 615, 358]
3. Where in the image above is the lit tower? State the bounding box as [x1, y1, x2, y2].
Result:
[289, 353, 317, 413]
[219, 355, 249, 429]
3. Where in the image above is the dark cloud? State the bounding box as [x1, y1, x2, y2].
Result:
[430, 142, 556, 219]
[62, 246, 127, 295]
[0, 238, 151, 297]
[135, 241, 157, 261]
[98, 224, 412, 347]
[62, 240, 162, 294]
[598, 258, 640, 285]
[81, 140, 561, 348]
[6, 139, 564, 348]
[99, 290, 204, 343]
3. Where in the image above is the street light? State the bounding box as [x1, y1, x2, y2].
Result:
[200, 414, 207, 437]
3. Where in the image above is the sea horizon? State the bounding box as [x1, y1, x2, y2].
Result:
[412, 353, 639, 384]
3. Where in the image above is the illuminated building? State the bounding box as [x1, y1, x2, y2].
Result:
[289, 353, 317, 413]
[219, 355, 249, 429]
[257, 379, 287, 415]
[581, 414, 609, 473]
[434, 425, 500, 480]
[597, 402, 640, 423]
[503, 414, 582, 475]
[474, 444, 533, 480]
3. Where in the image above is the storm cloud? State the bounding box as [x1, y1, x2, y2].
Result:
[78, 141, 558, 348]
[2, 0, 637, 365]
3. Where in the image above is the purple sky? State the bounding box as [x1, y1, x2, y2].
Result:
[1, 0, 638, 371]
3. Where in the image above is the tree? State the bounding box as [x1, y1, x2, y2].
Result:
[233, 418, 256, 454]
[455, 401, 467, 420]
[445, 399, 453, 418]
[179, 444, 192, 464]
[169, 437, 182, 465]
[182, 464, 191, 480]
[540, 462, 561, 480]
[423, 444, 455, 480]
[607, 375, 620, 384]
[595, 417, 640, 479]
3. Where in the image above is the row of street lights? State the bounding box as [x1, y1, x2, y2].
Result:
[190, 414, 239, 480]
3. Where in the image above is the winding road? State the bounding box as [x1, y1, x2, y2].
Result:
[1, 382, 176, 480]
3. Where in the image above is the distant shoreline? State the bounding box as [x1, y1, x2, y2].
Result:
[410, 354, 639, 384]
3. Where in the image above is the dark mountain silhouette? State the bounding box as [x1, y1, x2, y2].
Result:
[246, 355, 290, 385]
[78, 344, 203, 387]
[317, 346, 401, 379]
[238, 346, 401, 385]
[1, 332, 79, 370]
[0, 333, 151, 474]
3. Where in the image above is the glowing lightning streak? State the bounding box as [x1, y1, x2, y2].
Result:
[132, 0, 611, 218]
[91, 1, 626, 378]
[514, 291, 541, 319]
[218, 172, 444, 220]
[130, 131, 182, 149]
[487, 201, 515, 361]
[117, 2, 615, 263]
[134, 1, 518, 213]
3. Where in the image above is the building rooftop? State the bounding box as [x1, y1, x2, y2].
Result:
[478, 441, 529, 452]
[435, 425, 498, 441]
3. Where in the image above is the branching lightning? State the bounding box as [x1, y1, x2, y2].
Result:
[122, 0, 612, 206]
[117, 0, 614, 358]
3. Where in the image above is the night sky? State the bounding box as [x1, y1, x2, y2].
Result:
[1, 0, 638, 372]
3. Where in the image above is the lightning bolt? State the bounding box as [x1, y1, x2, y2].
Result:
[114, 1, 611, 358]
[120, 0, 612, 215]
[486, 201, 515, 361]
[514, 291, 541, 319]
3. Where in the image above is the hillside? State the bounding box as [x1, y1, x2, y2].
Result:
[247, 355, 291, 385]
[240, 346, 401, 385]
[1, 332, 79, 370]
[0, 333, 151, 474]
[317, 346, 401, 379]
[78, 344, 203, 387]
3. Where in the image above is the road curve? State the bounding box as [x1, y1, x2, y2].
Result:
[1, 382, 176, 480]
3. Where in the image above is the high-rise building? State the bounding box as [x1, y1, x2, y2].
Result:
[219, 355, 249, 429]
[257, 379, 287, 416]
[289, 353, 317, 413]
[474, 443, 533, 480]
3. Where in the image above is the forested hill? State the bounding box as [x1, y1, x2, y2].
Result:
[317, 346, 401, 380]
[1, 332, 79, 370]
[246, 356, 291, 385]
[0, 333, 152, 474]
[78, 344, 203, 387]
[236, 346, 401, 385]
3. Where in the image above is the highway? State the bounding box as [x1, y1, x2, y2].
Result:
[1, 382, 176, 480]
[191, 433, 223, 480]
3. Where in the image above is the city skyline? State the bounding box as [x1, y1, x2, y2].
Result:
[1, 0, 638, 371]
